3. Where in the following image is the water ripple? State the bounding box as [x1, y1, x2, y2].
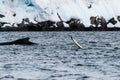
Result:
[0, 32, 119, 80]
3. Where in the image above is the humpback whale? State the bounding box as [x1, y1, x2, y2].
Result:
[71, 36, 82, 48]
[0, 37, 37, 45]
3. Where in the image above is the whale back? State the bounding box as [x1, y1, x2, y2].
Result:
[0, 37, 37, 45]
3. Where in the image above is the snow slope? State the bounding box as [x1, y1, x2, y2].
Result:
[0, 0, 48, 24]
[0, 0, 120, 27]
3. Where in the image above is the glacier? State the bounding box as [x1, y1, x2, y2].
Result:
[0, 0, 48, 24]
[0, 0, 120, 27]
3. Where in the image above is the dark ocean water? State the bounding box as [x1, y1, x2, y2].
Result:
[0, 32, 120, 80]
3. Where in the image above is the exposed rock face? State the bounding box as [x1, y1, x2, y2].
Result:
[108, 17, 117, 25]
[66, 18, 85, 31]
[117, 16, 120, 22]
[0, 14, 5, 18]
[0, 16, 120, 31]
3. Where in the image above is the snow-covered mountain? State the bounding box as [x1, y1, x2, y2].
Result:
[0, 0, 120, 27]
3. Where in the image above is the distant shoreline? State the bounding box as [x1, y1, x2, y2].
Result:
[0, 15, 120, 31]
[0, 27, 120, 31]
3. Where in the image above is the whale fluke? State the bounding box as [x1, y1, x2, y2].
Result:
[0, 37, 37, 45]
[71, 36, 82, 48]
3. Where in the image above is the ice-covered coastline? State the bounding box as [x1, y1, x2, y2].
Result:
[0, 0, 120, 30]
